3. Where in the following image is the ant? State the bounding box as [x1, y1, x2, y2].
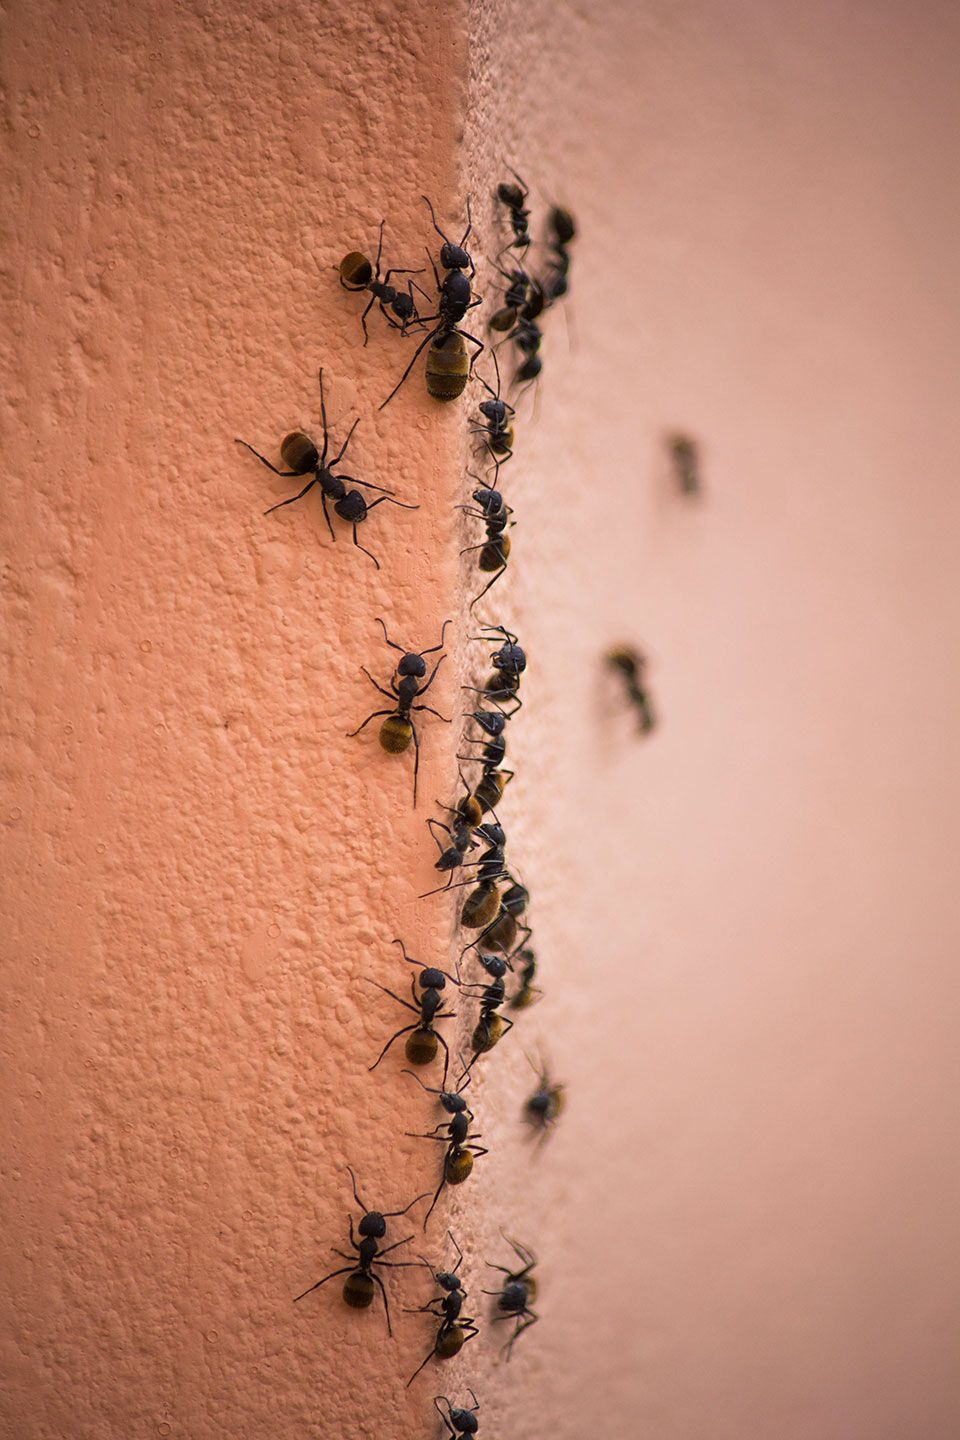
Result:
[509, 946, 542, 1010]
[471, 355, 515, 461]
[336, 220, 428, 342]
[496, 170, 532, 250]
[543, 204, 576, 304]
[406, 1067, 488, 1228]
[380, 196, 484, 408]
[488, 256, 531, 338]
[422, 817, 505, 899]
[292, 1165, 427, 1336]
[425, 766, 490, 889]
[459, 479, 514, 613]
[347, 619, 451, 806]
[404, 1231, 479, 1385]
[458, 706, 509, 774]
[235, 368, 417, 570]
[464, 953, 514, 1064]
[367, 940, 460, 1085]
[435, 1392, 481, 1439]
[482, 1236, 539, 1358]
[669, 432, 701, 495]
[606, 645, 656, 734]
[462, 624, 526, 716]
[524, 1058, 565, 1137]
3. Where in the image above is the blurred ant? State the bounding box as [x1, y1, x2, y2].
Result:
[407, 1067, 488, 1228]
[606, 645, 656, 734]
[524, 1057, 565, 1138]
[458, 475, 514, 613]
[464, 953, 514, 1065]
[509, 947, 542, 1010]
[236, 368, 417, 569]
[336, 220, 428, 342]
[367, 940, 460, 1085]
[347, 618, 451, 805]
[404, 1231, 479, 1385]
[482, 1235, 539, 1358]
[292, 1165, 427, 1336]
[668, 432, 701, 495]
[435, 1392, 481, 1439]
[496, 169, 531, 250]
[380, 196, 484, 407]
[543, 204, 576, 304]
[471, 355, 515, 461]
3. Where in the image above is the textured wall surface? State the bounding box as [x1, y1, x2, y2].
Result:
[3, 0, 960, 1438]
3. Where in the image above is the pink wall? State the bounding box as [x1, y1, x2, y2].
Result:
[3, 1, 960, 1437]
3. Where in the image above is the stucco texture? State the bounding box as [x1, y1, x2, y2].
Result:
[3, 0, 960, 1438]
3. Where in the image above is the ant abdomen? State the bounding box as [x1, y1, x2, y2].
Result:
[471, 1014, 505, 1054]
[461, 882, 501, 929]
[279, 430, 319, 473]
[445, 1150, 474, 1185]
[342, 1272, 377, 1309]
[425, 333, 470, 401]
[405, 1028, 439, 1065]
[483, 909, 518, 953]
[379, 716, 414, 753]
[339, 250, 374, 289]
[479, 537, 510, 572]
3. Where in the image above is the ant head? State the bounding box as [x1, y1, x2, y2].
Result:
[479, 953, 508, 979]
[502, 882, 529, 916]
[479, 398, 507, 424]
[493, 641, 526, 673]
[471, 709, 506, 737]
[550, 205, 577, 245]
[419, 966, 448, 991]
[472, 486, 503, 516]
[496, 180, 525, 208]
[436, 1270, 463, 1292]
[359, 1210, 387, 1239]
[440, 240, 470, 271]
[449, 1411, 479, 1436]
[440, 1090, 469, 1115]
[476, 821, 504, 847]
[397, 652, 427, 678]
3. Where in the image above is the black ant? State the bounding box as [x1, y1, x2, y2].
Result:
[292, 1165, 427, 1337]
[380, 196, 484, 408]
[336, 220, 428, 342]
[482, 1236, 539, 1358]
[458, 706, 509, 774]
[488, 257, 531, 337]
[496, 170, 531, 250]
[367, 940, 460, 1085]
[435, 1392, 481, 1439]
[235, 368, 417, 570]
[404, 1231, 479, 1385]
[462, 624, 526, 716]
[406, 1066, 488, 1228]
[422, 817, 505, 900]
[509, 316, 543, 385]
[347, 619, 451, 806]
[509, 946, 541, 1010]
[606, 645, 656, 734]
[425, 765, 491, 889]
[543, 204, 576, 304]
[524, 1058, 565, 1137]
[464, 953, 514, 1064]
[669, 432, 701, 495]
[459, 481, 514, 614]
[471, 355, 515, 461]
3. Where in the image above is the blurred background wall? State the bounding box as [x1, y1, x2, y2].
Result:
[2, 1, 959, 1437]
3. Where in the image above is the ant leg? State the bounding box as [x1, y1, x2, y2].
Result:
[371, 1269, 393, 1337]
[319, 490, 336, 541]
[368, 1022, 419, 1072]
[427, 818, 454, 856]
[346, 1166, 367, 1213]
[331, 416, 359, 466]
[376, 1235, 417, 1258]
[414, 704, 452, 722]
[417, 653, 447, 696]
[364, 496, 420, 511]
[419, 619, 452, 658]
[351, 523, 381, 570]
[375, 617, 407, 656]
[234, 439, 300, 477]
[292, 1264, 354, 1303]
[411, 719, 420, 808]
[421, 1168, 448, 1230]
[421, 195, 449, 247]
[360, 294, 376, 345]
[504, 1310, 539, 1358]
[263, 476, 319, 516]
[336, 474, 397, 496]
[365, 979, 420, 1014]
[406, 1340, 440, 1387]
[317, 368, 331, 466]
[435, 1400, 459, 1440]
[459, 330, 486, 374]
[374, 218, 386, 273]
[360, 665, 397, 700]
[435, 1030, 451, 1088]
[380, 325, 440, 409]
[345, 707, 393, 738]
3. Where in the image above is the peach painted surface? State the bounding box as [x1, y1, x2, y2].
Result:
[3, 2, 960, 1439]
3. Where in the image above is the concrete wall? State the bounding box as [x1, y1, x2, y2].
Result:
[3, 1, 959, 1437]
